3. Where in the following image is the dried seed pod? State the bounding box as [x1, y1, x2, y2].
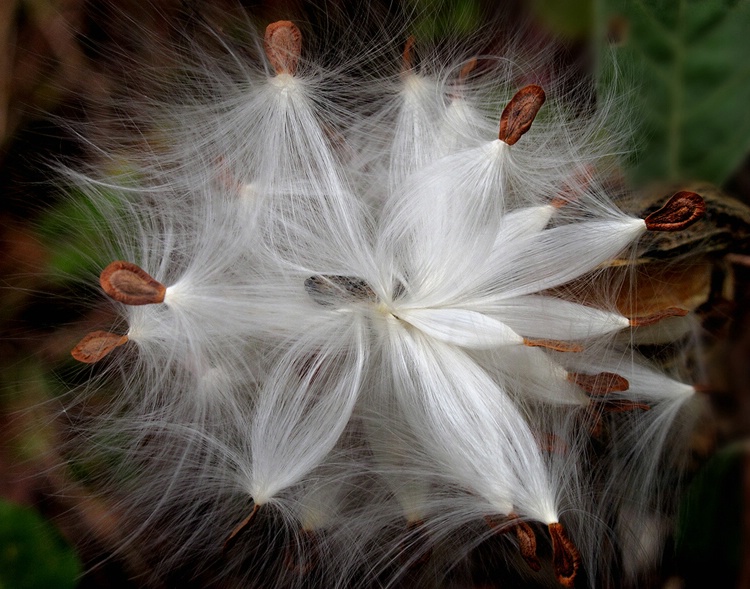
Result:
[568, 372, 630, 396]
[644, 191, 706, 232]
[71, 331, 128, 363]
[223, 503, 260, 553]
[548, 523, 580, 588]
[100, 261, 166, 305]
[264, 21, 302, 76]
[498, 85, 546, 145]
[629, 307, 688, 327]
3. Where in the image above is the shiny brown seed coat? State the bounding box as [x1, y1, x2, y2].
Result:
[485, 513, 541, 572]
[402, 36, 416, 72]
[264, 21, 302, 75]
[644, 191, 706, 232]
[514, 519, 541, 572]
[568, 372, 630, 396]
[523, 338, 584, 353]
[548, 523, 580, 588]
[498, 85, 546, 145]
[71, 331, 128, 363]
[100, 261, 166, 305]
[629, 306, 689, 327]
[596, 399, 651, 413]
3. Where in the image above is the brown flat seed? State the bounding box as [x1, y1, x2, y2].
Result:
[100, 261, 166, 305]
[486, 514, 541, 572]
[596, 399, 651, 413]
[548, 523, 580, 588]
[629, 306, 689, 327]
[264, 21, 302, 76]
[283, 529, 319, 574]
[305, 275, 378, 306]
[568, 372, 630, 396]
[223, 503, 260, 553]
[551, 164, 594, 208]
[513, 518, 541, 572]
[400, 519, 433, 567]
[523, 338, 584, 353]
[538, 433, 569, 455]
[71, 331, 128, 363]
[459, 57, 477, 81]
[402, 36, 416, 72]
[498, 85, 546, 146]
[644, 191, 706, 231]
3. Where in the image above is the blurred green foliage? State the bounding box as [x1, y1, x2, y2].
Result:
[35, 187, 120, 283]
[599, 0, 750, 185]
[408, 0, 484, 39]
[0, 500, 81, 589]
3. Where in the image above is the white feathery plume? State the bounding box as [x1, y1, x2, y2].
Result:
[62, 11, 712, 589]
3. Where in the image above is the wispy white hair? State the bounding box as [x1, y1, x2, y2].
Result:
[61, 4, 707, 588]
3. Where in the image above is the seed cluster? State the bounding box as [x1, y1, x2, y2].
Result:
[68, 18, 705, 589]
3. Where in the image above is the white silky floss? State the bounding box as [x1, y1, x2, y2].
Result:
[67, 16, 707, 589]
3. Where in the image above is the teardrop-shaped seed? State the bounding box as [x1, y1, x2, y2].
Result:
[100, 261, 166, 306]
[71, 331, 128, 363]
[644, 191, 706, 231]
[264, 21, 302, 75]
[498, 85, 546, 145]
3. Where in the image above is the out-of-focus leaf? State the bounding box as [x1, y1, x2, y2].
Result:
[532, 0, 593, 40]
[675, 443, 743, 587]
[35, 187, 119, 283]
[409, 0, 484, 39]
[0, 499, 81, 589]
[598, 0, 750, 185]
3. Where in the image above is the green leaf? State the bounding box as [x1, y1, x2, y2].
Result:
[35, 187, 121, 283]
[598, 0, 750, 185]
[0, 500, 81, 589]
[532, 0, 594, 40]
[409, 0, 484, 40]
